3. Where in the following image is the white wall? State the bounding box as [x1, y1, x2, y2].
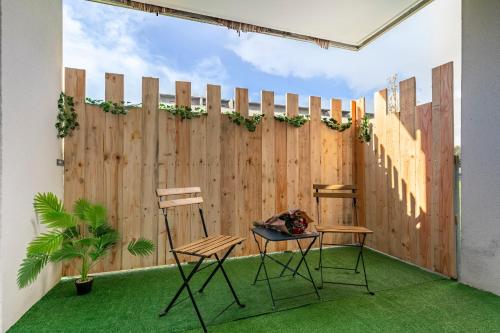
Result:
[460, 0, 500, 295]
[0, 0, 63, 331]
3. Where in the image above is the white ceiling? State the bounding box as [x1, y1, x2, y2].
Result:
[136, 0, 430, 48]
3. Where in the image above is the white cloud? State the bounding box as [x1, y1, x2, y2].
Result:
[63, 1, 228, 102]
[226, 0, 461, 105]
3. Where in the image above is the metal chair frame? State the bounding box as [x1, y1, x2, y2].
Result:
[157, 188, 245, 332]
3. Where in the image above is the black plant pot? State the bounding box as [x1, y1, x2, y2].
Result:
[75, 277, 94, 295]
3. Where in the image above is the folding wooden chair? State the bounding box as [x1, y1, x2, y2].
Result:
[157, 187, 246, 332]
[313, 184, 374, 294]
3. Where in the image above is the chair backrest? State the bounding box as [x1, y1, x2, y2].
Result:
[313, 184, 358, 225]
[156, 187, 207, 249]
[157, 187, 203, 210]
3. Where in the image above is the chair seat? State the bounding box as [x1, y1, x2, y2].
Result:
[315, 224, 373, 234]
[173, 235, 245, 258]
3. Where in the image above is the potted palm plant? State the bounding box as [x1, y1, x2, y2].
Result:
[17, 192, 154, 295]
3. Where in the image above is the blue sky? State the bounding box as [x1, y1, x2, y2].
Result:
[63, 0, 460, 117]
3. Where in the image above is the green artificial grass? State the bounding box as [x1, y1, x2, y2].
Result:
[8, 247, 500, 332]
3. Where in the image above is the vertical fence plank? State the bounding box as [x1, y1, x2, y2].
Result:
[342, 104, 354, 233]
[374, 89, 388, 253]
[432, 62, 455, 277]
[235, 88, 262, 255]
[175, 81, 192, 261]
[416, 102, 432, 270]
[309, 96, 322, 224]
[63, 68, 86, 276]
[286, 93, 300, 250]
[399, 77, 417, 262]
[122, 106, 143, 269]
[386, 98, 401, 257]
[355, 98, 366, 227]
[141, 77, 159, 267]
[158, 94, 177, 265]
[103, 73, 124, 272]
[190, 96, 207, 244]
[221, 102, 237, 252]
[206, 85, 222, 237]
[274, 112, 288, 252]
[261, 91, 277, 251]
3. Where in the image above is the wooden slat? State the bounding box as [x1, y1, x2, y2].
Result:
[316, 224, 373, 234]
[286, 93, 299, 251]
[274, 114, 288, 252]
[63, 68, 86, 276]
[141, 77, 159, 267]
[314, 192, 357, 198]
[355, 98, 366, 227]
[432, 62, 455, 277]
[189, 98, 207, 243]
[103, 72, 124, 272]
[330, 98, 344, 233]
[157, 187, 201, 196]
[236, 87, 262, 256]
[175, 81, 192, 261]
[386, 97, 401, 258]
[159, 196, 204, 209]
[174, 235, 220, 252]
[201, 237, 246, 257]
[206, 85, 222, 236]
[416, 102, 432, 270]
[122, 106, 143, 269]
[261, 90, 277, 252]
[399, 77, 416, 262]
[158, 93, 177, 265]
[313, 184, 357, 190]
[342, 105, 354, 239]
[85, 104, 106, 273]
[309, 96, 322, 225]
[373, 89, 388, 253]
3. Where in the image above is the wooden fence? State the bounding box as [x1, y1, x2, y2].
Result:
[62, 68, 357, 275]
[363, 62, 456, 278]
[63, 62, 455, 278]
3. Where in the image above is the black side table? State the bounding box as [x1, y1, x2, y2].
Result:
[251, 226, 321, 310]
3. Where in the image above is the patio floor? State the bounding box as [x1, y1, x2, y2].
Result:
[9, 247, 500, 332]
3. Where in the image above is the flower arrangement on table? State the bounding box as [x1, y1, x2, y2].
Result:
[254, 209, 313, 235]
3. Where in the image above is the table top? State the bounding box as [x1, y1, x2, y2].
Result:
[252, 226, 319, 241]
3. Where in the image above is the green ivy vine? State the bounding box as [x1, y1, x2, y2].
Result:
[223, 112, 264, 132]
[85, 98, 140, 115]
[56, 92, 79, 138]
[322, 117, 352, 132]
[274, 114, 309, 127]
[159, 103, 207, 120]
[358, 115, 371, 143]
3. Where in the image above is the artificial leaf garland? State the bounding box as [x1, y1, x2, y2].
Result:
[159, 103, 207, 120]
[85, 98, 140, 115]
[223, 112, 264, 132]
[274, 114, 309, 127]
[56, 92, 79, 138]
[322, 117, 352, 132]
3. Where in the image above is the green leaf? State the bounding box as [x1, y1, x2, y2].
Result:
[17, 254, 50, 288]
[34, 192, 63, 215]
[42, 211, 77, 229]
[27, 231, 64, 255]
[50, 244, 83, 262]
[127, 238, 155, 256]
[33, 193, 76, 228]
[74, 199, 107, 229]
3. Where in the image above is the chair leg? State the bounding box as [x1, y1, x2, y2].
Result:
[315, 232, 324, 289]
[354, 233, 362, 273]
[160, 256, 207, 332]
[358, 234, 375, 295]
